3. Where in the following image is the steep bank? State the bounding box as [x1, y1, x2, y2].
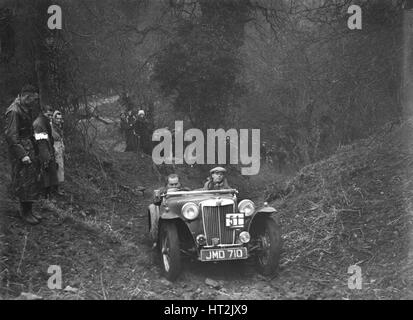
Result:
[268, 119, 413, 299]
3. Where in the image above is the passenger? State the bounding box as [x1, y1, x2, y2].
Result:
[148, 174, 189, 247]
[4, 85, 41, 224]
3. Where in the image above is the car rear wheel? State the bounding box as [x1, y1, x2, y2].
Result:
[253, 216, 282, 276]
[159, 221, 182, 281]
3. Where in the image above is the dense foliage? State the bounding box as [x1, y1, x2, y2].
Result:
[0, 0, 406, 167]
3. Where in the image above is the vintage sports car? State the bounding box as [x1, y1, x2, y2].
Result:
[148, 188, 282, 281]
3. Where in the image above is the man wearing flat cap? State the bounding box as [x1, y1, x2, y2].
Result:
[4, 84, 42, 224]
[203, 167, 231, 190]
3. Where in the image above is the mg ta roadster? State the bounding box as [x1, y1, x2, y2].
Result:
[147, 188, 282, 281]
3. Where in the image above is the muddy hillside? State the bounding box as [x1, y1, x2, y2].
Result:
[1, 102, 412, 299]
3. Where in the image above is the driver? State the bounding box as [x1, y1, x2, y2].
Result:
[148, 174, 189, 247]
[203, 166, 231, 190]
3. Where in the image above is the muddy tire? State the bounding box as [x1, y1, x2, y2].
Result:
[253, 216, 282, 276]
[159, 221, 182, 281]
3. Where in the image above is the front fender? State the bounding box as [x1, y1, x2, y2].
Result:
[158, 216, 197, 251]
[247, 206, 278, 233]
[159, 211, 202, 239]
[160, 211, 182, 220]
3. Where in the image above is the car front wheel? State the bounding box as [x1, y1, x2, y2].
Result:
[159, 221, 182, 281]
[253, 216, 282, 276]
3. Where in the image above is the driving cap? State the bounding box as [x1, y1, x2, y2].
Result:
[210, 166, 226, 174]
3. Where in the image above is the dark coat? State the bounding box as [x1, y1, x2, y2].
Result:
[124, 111, 138, 151]
[33, 114, 58, 189]
[134, 117, 152, 155]
[4, 98, 40, 201]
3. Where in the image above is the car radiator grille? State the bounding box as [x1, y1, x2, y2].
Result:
[202, 204, 235, 245]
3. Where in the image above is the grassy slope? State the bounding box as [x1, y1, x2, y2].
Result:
[270, 119, 413, 299]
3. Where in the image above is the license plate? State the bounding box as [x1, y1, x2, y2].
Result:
[225, 213, 244, 228]
[200, 247, 248, 261]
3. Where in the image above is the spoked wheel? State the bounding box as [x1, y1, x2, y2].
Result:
[159, 221, 182, 281]
[253, 216, 282, 276]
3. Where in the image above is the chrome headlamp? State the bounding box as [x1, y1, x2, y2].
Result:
[182, 202, 199, 220]
[238, 199, 255, 217]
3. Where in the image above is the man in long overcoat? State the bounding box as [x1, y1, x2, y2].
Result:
[4, 85, 42, 224]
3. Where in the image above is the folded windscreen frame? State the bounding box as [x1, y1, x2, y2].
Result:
[165, 189, 238, 197]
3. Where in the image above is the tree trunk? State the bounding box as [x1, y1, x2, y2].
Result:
[402, 7, 413, 116]
[30, 0, 53, 107]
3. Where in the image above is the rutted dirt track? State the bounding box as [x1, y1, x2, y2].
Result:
[1, 117, 413, 300]
[1, 151, 298, 300]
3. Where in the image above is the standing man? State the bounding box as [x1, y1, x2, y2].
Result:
[4, 85, 42, 224]
[148, 174, 189, 248]
[134, 109, 151, 155]
[33, 106, 58, 200]
[125, 109, 138, 151]
[120, 109, 128, 138]
[119, 93, 138, 152]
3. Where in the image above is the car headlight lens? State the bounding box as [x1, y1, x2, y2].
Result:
[239, 231, 251, 244]
[238, 199, 255, 217]
[182, 202, 199, 220]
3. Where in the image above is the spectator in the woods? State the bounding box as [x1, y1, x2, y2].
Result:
[134, 109, 152, 155]
[33, 106, 59, 200]
[203, 167, 231, 190]
[134, 109, 146, 134]
[4, 85, 42, 224]
[51, 110, 65, 195]
[119, 93, 138, 152]
[120, 110, 128, 136]
[126, 111, 138, 151]
[126, 115, 138, 151]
